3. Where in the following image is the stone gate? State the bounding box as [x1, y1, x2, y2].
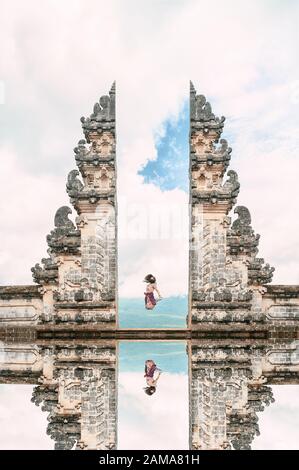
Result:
[0, 82, 298, 450]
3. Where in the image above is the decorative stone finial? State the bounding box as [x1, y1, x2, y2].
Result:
[190, 81, 225, 138]
[66, 170, 84, 195]
[46, 206, 80, 255]
[80, 81, 116, 139]
[227, 205, 275, 282]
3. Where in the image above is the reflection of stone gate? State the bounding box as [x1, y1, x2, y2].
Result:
[189, 338, 299, 450]
[0, 341, 118, 449]
[0, 82, 298, 450]
[0, 337, 298, 449]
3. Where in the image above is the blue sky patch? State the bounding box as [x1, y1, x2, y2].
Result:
[139, 100, 189, 192]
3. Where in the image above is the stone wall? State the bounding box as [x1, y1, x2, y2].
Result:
[0, 286, 42, 326]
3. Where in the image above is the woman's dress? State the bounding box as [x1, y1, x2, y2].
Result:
[144, 291, 156, 308]
[144, 361, 162, 379]
[144, 283, 157, 309]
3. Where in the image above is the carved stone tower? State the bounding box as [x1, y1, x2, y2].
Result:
[0, 82, 298, 451]
[189, 81, 274, 327]
[188, 81, 299, 450]
[30, 83, 118, 327]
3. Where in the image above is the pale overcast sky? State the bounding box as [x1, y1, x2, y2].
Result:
[0, 0, 298, 297]
[0, 374, 298, 449]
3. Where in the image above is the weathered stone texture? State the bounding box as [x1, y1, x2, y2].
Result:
[188, 82, 299, 449]
[189, 338, 299, 449]
[28, 342, 117, 450]
[0, 81, 299, 452]
[189, 82, 298, 327]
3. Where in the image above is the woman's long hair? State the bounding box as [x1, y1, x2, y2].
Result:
[144, 274, 156, 284]
[144, 386, 156, 396]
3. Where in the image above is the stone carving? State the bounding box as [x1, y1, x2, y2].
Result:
[46, 206, 80, 255]
[66, 170, 84, 193]
[227, 206, 260, 256]
[190, 81, 225, 139]
[80, 82, 115, 139]
[190, 81, 223, 123]
[216, 138, 232, 156]
[83, 165, 114, 191]
[248, 385, 275, 413]
[30, 344, 117, 450]
[231, 206, 252, 233]
[74, 139, 91, 162]
[223, 170, 240, 199]
[53, 206, 76, 231]
[191, 137, 232, 173]
[47, 415, 80, 450]
[90, 132, 114, 156]
[70, 94, 116, 213]
[248, 258, 275, 285]
[31, 257, 58, 284]
[193, 94, 215, 121]
[192, 174, 240, 207]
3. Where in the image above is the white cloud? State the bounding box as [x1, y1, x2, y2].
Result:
[118, 184, 189, 297]
[0, 146, 69, 284]
[0, 385, 53, 449]
[253, 385, 299, 450]
[118, 371, 189, 450]
[0, 0, 298, 294]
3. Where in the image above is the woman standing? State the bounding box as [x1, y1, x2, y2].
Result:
[143, 359, 162, 396]
[143, 274, 162, 310]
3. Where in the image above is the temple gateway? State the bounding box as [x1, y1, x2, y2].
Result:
[0, 82, 298, 449]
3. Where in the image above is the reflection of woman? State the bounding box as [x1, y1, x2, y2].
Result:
[143, 359, 162, 396]
[143, 274, 162, 310]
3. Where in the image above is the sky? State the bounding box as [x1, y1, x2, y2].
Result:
[0, 0, 298, 297]
[118, 341, 189, 449]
